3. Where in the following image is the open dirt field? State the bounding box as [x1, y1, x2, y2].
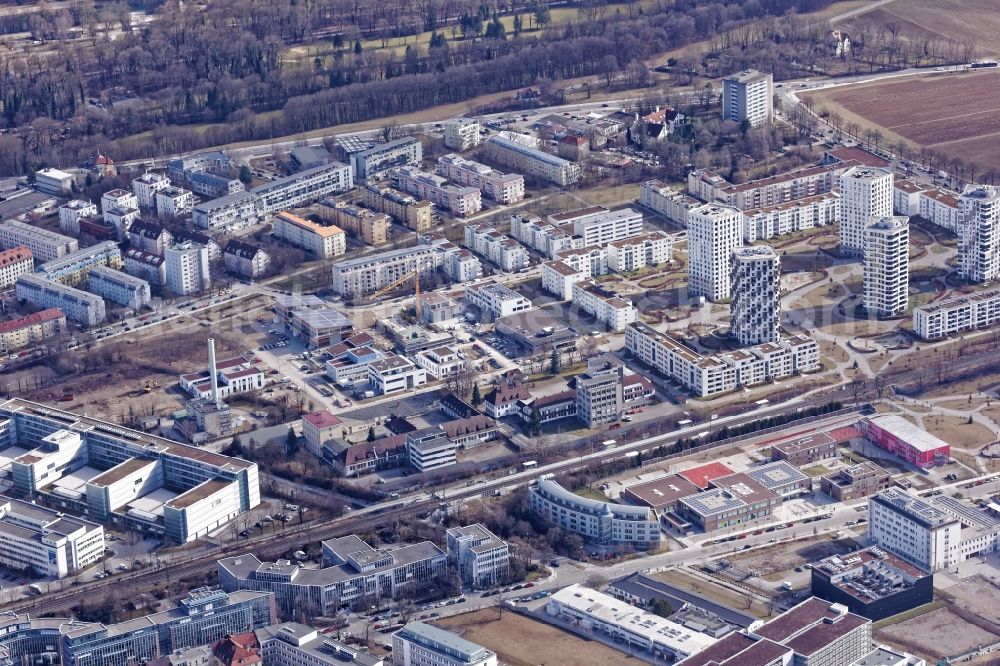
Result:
[804, 69, 1000, 172]
[652, 570, 773, 618]
[436, 610, 629, 666]
[943, 576, 1000, 626]
[729, 536, 858, 579]
[876, 606, 999, 660]
[923, 415, 996, 448]
[838, 0, 1000, 57]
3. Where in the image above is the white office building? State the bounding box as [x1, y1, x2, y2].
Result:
[87, 265, 151, 309]
[688, 204, 743, 301]
[446, 524, 509, 588]
[840, 167, 893, 257]
[392, 623, 497, 666]
[443, 117, 482, 151]
[957, 184, 1000, 284]
[406, 428, 457, 472]
[192, 191, 261, 230]
[15, 274, 106, 326]
[0, 220, 78, 262]
[864, 216, 909, 317]
[483, 135, 580, 186]
[721, 69, 773, 127]
[132, 172, 171, 210]
[730, 245, 780, 345]
[464, 281, 531, 321]
[251, 161, 354, 214]
[154, 185, 195, 217]
[165, 242, 211, 295]
[913, 289, 1000, 340]
[869, 488, 961, 572]
[607, 231, 673, 273]
[34, 168, 74, 196]
[58, 200, 99, 236]
[368, 355, 428, 395]
[0, 497, 104, 578]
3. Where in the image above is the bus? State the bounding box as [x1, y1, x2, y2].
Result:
[522, 460, 538, 469]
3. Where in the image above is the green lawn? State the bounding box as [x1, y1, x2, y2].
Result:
[803, 464, 832, 477]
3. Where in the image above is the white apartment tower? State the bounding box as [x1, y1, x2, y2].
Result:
[730, 245, 780, 345]
[840, 166, 893, 257]
[721, 69, 773, 127]
[688, 204, 743, 301]
[957, 184, 1000, 283]
[443, 117, 482, 151]
[864, 216, 909, 317]
[165, 242, 211, 295]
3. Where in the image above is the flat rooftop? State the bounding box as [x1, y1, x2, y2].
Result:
[87, 457, 157, 487]
[164, 478, 232, 510]
[623, 474, 700, 509]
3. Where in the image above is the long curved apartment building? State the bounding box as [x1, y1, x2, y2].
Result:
[528, 476, 660, 549]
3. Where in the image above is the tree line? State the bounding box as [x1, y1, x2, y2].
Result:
[0, 0, 835, 176]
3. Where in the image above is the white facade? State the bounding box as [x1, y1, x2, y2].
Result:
[15, 274, 106, 327]
[957, 184, 1000, 284]
[192, 192, 260, 230]
[463, 224, 530, 272]
[163, 478, 242, 543]
[919, 189, 960, 232]
[864, 216, 909, 317]
[394, 166, 482, 217]
[840, 167, 893, 256]
[436, 154, 524, 205]
[0, 497, 104, 578]
[571, 281, 638, 332]
[331, 245, 444, 297]
[443, 118, 482, 151]
[483, 135, 580, 186]
[529, 477, 660, 547]
[406, 430, 457, 472]
[464, 281, 531, 320]
[510, 213, 583, 259]
[541, 260, 586, 300]
[688, 204, 743, 301]
[251, 161, 353, 214]
[639, 180, 701, 227]
[155, 186, 195, 217]
[0, 246, 34, 289]
[349, 137, 422, 181]
[445, 524, 509, 588]
[442, 247, 483, 283]
[893, 179, 924, 217]
[868, 488, 961, 572]
[730, 245, 780, 345]
[272, 211, 346, 259]
[742, 191, 840, 242]
[550, 206, 643, 246]
[368, 355, 428, 395]
[414, 346, 465, 379]
[165, 242, 211, 295]
[0, 220, 78, 262]
[58, 200, 99, 236]
[87, 265, 151, 309]
[722, 69, 773, 127]
[34, 168, 74, 195]
[607, 231, 673, 273]
[913, 288, 1000, 340]
[392, 623, 496, 666]
[132, 172, 171, 210]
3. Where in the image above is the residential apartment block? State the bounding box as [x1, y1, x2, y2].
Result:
[730, 245, 780, 345]
[443, 117, 482, 151]
[348, 136, 422, 181]
[58, 199, 99, 236]
[529, 476, 661, 548]
[0, 308, 65, 353]
[509, 213, 583, 258]
[394, 166, 482, 217]
[188, 171, 245, 199]
[392, 623, 496, 666]
[100, 188, 140, 238]
[913, 288, 1000, 340]
[465, 281, 531, 321]
[169, 151, 231, 181]
[331, 245, 444, 297]
[165, 241, 211, 295]
[893, 178, 925, 216]
[688, 204, 743, 301]
[549, 205, 644, 246]
[463, 223, 530, 272]
[626, 321, 819, 397]
[128, 218, 174, 256]
[483, 135, 580, 186]
[840, 166, 893, 256]
[864, 216, 910, 317]
[251, 161, 354, 214]
[154, 185, 195, 217]
[0, 220, 78, 262]
[368, 355, 428, 395]
[223, 239, 271, 279]
[16, 274, 106, 326]
[919, 188, 960, 232]
[572, 280, 638, 331]
[132, 172, 171, 210]
[820, 461, 892, 502]
[688, 161, 854, 212]
[273, 211, 346, 259]
[436, 154, 524, 204]
[86, 265, 152, 309]
[721, 69, 773, 127]
[957, 184, 1000, 284]
[192, 191, 260, 230]
[742, 191, 840, 242]
[639, 180, 702, 227]
[219, 535, 447, 616]
[36, 241, 122, 287]
[606, 231, 673, 273]
[0, 245, 32, 288]
[360, 184, 433, 232]
[123, 248, 166, 286]
[316, 200, 389, 246]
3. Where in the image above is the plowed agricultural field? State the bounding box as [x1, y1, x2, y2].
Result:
[803, 69, 1000, 172]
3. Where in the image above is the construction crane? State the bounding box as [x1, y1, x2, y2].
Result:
[365, 268, 421, 306]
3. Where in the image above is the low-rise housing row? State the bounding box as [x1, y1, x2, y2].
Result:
[251, 161, 354, 215]
[463, 222, 530, 272]
[548, 205, 644, 246]
[687, 160, 859, 211]
[0, 307, 66, 353]
[192, 191, 261, 231]
[741, 191, 840, 243]
[639, 180, 702, 227]
[607, 231, 673, 272]
[625, 322, 819, 397]
[436, 154, 525, 204]
[509, 213, 583, 258]
[36, 241, 122, 287]
[315, 200, 389, 246]
[913, 288, 1000, 340]
[272, 211, 346, 259]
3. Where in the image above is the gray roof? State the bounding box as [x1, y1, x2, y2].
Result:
[395, 622, 493, 662]
[610, 573, 756, 628]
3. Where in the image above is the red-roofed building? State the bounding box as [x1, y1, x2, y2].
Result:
[212, 632, 262, 666]
[679, 462, 734, 489]
[327, 434, 408, 477]
[0, 307, 66, 353]
[302, 410, 343, 456]
[483, 380, 532, 418]
[178, 355, 265, 401]
[557, 134, 590, 161]
[0, 245, 33, 289]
